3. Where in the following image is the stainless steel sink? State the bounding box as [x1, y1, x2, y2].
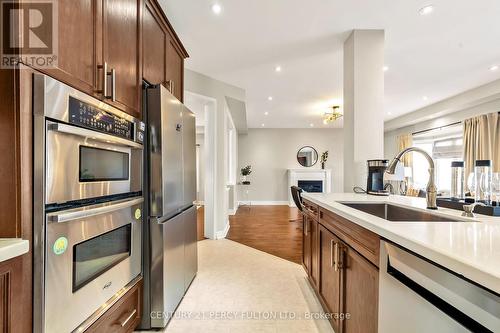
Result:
[339, 202, 465, 222]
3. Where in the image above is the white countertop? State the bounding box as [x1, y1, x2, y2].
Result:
[301, 192, 500, 294]
[0, 239, 29, 263]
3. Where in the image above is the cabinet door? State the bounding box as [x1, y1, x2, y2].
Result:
[41, 0, 97, 96]
[0, 256, 24, 333]
[340, 244, 379, 333]
[318, 225, 342, 333]
[302, 214, 311, 274]
[101, 0, 141, 117]
[165, 35, 184, 102]
[309, 218, 319, 289]
[142, 0, 166, 85]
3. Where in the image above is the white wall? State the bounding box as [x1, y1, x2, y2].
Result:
[185, 69, 245, 238]
[238, 128, 344, 202]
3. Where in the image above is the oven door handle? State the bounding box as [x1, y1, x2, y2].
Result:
[47, 197, 143, 223]
[47, 122, 142, 149]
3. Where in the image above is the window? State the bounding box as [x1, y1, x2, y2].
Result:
[412, 124, 463, 194]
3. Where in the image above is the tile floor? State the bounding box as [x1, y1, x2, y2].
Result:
[138, 239, 333, 333]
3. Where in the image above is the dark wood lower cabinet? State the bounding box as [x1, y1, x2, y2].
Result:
[341, 244, 379, 333]
[86, 278, 142, 333]
[304, 203, 380, 333]
[302, 214, 311, 274]
[318, 225, 342, 333]
[0, 255, 29, 333]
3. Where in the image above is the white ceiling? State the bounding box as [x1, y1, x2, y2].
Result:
[161, 0, 500, 128]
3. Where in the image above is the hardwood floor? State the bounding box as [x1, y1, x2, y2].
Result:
[227, 205, 303, 264]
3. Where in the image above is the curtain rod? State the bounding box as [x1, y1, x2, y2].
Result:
[412, 121, 462, 136]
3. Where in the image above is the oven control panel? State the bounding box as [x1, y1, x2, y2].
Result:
[68, 96, 135, 141]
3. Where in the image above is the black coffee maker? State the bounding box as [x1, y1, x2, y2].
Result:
[366, 159, 390, 195]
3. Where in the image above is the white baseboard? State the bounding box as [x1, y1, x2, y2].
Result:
[215, 221, 230, 239]
[237, 200, 289, 206]
[228, 208, 237, 215]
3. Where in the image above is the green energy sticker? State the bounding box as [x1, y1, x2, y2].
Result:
[134, 208, 142, 220]
[53, 237, 68, 255]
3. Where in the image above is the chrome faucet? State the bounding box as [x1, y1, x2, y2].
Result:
[462, 202, 486, 218]
[386, 147, 438, 210]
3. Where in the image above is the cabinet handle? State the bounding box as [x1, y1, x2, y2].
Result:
[97, 62, 114, 99]
[333, 242, 339, 271]
[120, 308, 137, 327]
[97, 62, 108, 97]
[166, 80, 174, 95]
[110, 68, 116, 102]
[330, 240, 335, 268]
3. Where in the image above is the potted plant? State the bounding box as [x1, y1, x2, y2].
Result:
[240, 165, 252, 184]
[320, 151, 328, 169]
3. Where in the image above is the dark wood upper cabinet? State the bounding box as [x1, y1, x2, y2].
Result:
[100, 0, 141, 117]
[341, 244, 378, 333]
[142, 0, 167, 85]
[165, 36, 184, 101]
[39, 0, 97, 97]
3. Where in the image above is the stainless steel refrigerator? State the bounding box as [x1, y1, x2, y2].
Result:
[141, 84, 198, 329]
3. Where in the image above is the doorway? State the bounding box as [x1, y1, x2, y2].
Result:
[184, 91, 217, 240]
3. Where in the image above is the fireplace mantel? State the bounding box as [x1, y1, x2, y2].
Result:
[287, 169, 332, 207]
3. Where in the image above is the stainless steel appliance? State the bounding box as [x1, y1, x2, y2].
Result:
[33, 74, 145, 333]
[379, 240, 500, 332]
[140, 84, 198, 329]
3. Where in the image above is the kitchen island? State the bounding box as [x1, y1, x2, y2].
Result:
[300, 192, 500, 333]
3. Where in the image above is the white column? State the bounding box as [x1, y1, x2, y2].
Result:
[343, 30, 385, 192]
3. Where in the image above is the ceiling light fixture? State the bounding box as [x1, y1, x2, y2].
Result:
[275, 65, 282, 72]
[383, 66, 389, 72]
[268, 96, 273, 101]
[264, 112, 269, 116]
[323, 106, 343, 124]
[490, 65, 499, 71]
[422, 96, 428, 101]
[211, 3, 222, 15]
[261, 123, 265, 127]
[418, 5, 434, 15]
[387, 112, 392, 116]
[310, 123, 314, 127]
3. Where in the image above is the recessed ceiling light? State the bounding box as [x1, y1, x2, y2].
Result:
[490, 65, 499, 71]
[211, 3, 222, 15]
[422, 96, 428, 101]
[310, 123, 314, 127]
[418, 5, 434, 15]
[268, 96, 273, 101]
[261, 123, 265, 127]
[383, 66, 389, 72]
[275, 66, 282, 72]
[264, 112, 269, 116]
[387, 112, 392, 115]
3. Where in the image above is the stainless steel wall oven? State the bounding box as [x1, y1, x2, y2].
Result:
[33, 74, 145, 333]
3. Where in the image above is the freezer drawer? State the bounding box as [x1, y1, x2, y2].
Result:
[149, 206, 198, 328]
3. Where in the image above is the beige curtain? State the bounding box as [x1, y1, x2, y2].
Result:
[397, 133, 413, 167]
[463, 112, 500, 177]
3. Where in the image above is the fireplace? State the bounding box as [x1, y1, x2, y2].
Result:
[297, 180, 323, 193]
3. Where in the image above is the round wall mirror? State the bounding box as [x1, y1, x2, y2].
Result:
[297, 146, 318, 167]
